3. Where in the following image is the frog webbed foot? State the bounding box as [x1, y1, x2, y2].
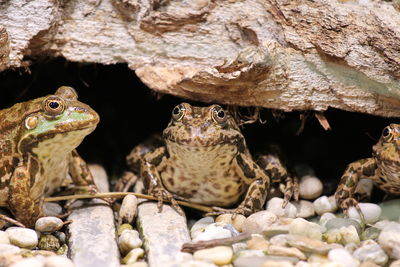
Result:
[280, 175, 299, 208]
[114, 171, 138, 193]
[150, 187, 185, 216]
[206, 205, 253, 219]
[340, 197, 366, 226]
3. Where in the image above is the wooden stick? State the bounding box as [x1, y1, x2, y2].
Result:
[181, 233, 251, 253]
[44, 192, 214, 213]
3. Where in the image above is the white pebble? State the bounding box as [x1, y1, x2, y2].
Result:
[44, 256, 75, 267]
[193, 246, 233, 265]
[378, 222, 400, 259]
[339, 225, 360, 245]
[289, 218, 322, 240]
[190, 217, 214, 238]
[192, 223, 231, 242]
[0, 244, 20, 255]
[293, 200, 315, 218]
[353, 240, 388, 266]
[299, 175, 323, 200]
[35, 217, 64, 233]
[10, 258, 44, 267]
[261, 260, 294, 267]
[6, 227, 38, 249]
[118, 229, 143, 255]
[313, 196, 337, 215]
[266, 198, 297, 218]
[118, 194, 138, 225]
[269, 234, 288, 246]
[348, 203, 381, 224]
[328, 248, 360, 267]
[122, 248, 144, 264]
[216, 214, 246, 232]
[0, 231, 9, 244]
[242, 211, 278, 234]
[319, 213, 336, 228]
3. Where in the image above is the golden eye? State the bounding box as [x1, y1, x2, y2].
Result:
[43, 96, 65, 116]
[25, 116, 38, 130]
[172, 104, 186, 121]
[211, 105, 228, 124]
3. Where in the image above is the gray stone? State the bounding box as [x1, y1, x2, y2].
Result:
[137, 201, 192, 267]
[35, 217, 64, 233]
[360, 227, 381, 241]
[192, 222, 232, 242]
[67, 164, 119, 267]
[43, 202, 63, 217]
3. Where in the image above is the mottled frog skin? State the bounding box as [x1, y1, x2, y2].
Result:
[335, 124, 400, 213]
[0, 86, 99, 227]
[118, 103, 298, 216]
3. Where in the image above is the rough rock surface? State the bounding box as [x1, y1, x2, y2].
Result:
[1, 0, 400, 116]
[67, 164, 120, 267]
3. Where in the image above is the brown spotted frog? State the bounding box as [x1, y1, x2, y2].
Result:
[0, 86, 99, 227]
[335, 123, 400, 214]
[117, 103, 298, 216]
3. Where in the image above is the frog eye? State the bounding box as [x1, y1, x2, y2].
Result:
[211, 105, 228, 124]
[172, 104, 186, 121]
[43, 96, 65, 116]
[382, 126, 391, 140]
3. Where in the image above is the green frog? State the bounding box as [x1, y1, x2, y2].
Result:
[335, 123, 400, 214]
[117, 103, 298, 216]
[0, 86, 99, 227]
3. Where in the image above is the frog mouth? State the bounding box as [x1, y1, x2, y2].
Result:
[164, 135, 239, 147]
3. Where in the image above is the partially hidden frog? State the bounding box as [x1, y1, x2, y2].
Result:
[117, 103, 299, 216]
[335, 123, 400, 214]
[0, 86, 100, 227]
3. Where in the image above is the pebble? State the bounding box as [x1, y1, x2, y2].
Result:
[35, 217, 64, 233]
[192, 223, 232, 242]
[0, 230, 9, 244]
[215, 214, 246, 232]
[10, 258, 44, 267]
[328, 248, 359, 267]
[234, 252, 299, 267]
[190, 217, 214, 238]
[339, 225, 360, 245]
[261, 260, 294, 267]
[43, 203, 63, 217]
[193, 246, 233, 265]
[223, 223, 240, 236]
[299, 175, 323, 200]
[378, 222, 400, 259]
[266, 198, 297, 218]
[232, 242, 247, 254]
[353, 240, 388, 266]
[44, 256, 75, 267]
[313, 196, 338, 215]
[319, 213, 336, 228]
[391, 260, 400, 267]
[6, 227, 38, 249]
[325, 218, 361, 234]
[118, 195, 138, 225]
[324, 229, 342, 244]
[247, 234, 270, 250]
[266, 245, 307, 260]
[122, 248, 145, 264]
[119, 229, 143, 255]
[286, 235, 333, 254]
[118, 223, 134, 236]
[379, 199, 400, 221]
[348, 203, 381, 224]
[0, 243, 20, 255]
[269, 234, 288, 247]
[38, 234, 61, 251]
[293, 200, 315, 218]
[242, 211, 278, 234]
[179, 260, 217, 267]
[262, 218, 292, 238]
[123, 263, 148, 267]
[288, 218, 322, 240]
[360, 227, 381, 241]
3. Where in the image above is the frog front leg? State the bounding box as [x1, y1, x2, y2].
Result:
[232, 153, 271, 216]
[257, 154, 299, 207]
[9, 162, 43, 227]
[141, 147, 184, 216]
[335, 158, 378, 215]
[68, 150, 98, 194]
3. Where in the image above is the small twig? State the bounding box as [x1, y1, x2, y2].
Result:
[0, 214, 26, 228]
[314, 112, 331, 131]
[44, 192, 214, 213]
[181, 233, 251, 253]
